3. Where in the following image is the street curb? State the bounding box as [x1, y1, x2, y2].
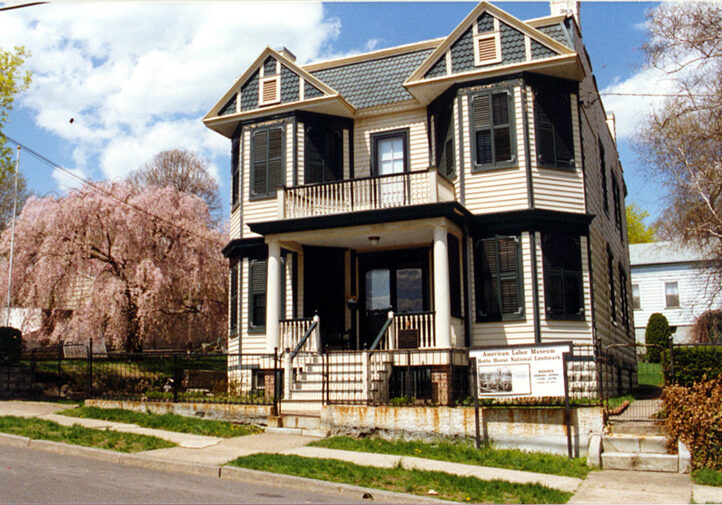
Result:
[220, 466, 453, 503]
[0, 433, 451, 503]
[0, 432, 30, 447]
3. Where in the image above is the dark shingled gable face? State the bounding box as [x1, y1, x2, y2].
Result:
[310, 48, 434, 109]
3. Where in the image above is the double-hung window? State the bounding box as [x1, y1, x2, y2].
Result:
[251, 126, 284, 200]
[471, 89, 514, 170]
[607, 245, 616, 324]
[534, 85, 574, 170]
[305, 126, 342, 184]
[475, 235, 524, 322]
[599, 139, 608, 215]
[542, 233, 584, 320]
[665, 281, 680, 308]
[619, 264, 630, 332]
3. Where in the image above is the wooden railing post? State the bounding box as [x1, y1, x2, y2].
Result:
[277, 187, 286, 219]
[429, 166, 440, 203]
[387, 311, 396, 350]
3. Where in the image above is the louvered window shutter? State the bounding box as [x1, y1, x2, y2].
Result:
[535, 85, 574, 169]
[473, 94, 493, 165]
[250, 259, 267, 329]
[305, 127, 324, 184]
[475, 236, 522, 322]
[230, 261, 239, 334]
[231, 137, 240, 206]
[267, 127, 283, 193]
[252, 129, 268, 197]
[542, 234, 584, 320]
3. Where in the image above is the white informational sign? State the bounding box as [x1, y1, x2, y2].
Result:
[469, 343, 571, 399]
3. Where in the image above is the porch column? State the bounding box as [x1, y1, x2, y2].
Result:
[433, 225, 451, 348]
[266, 239, 282, 353]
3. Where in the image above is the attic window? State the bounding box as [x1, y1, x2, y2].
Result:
[259, 75, 280, 106]
[474, 32, 502, 66]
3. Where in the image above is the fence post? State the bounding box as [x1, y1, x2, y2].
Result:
[273, 347, 279, 416]
[470, 357, 481, 450]
[405, 350, 411, 400]
[172, 354, 180, 403]
[362, 351, 370, 404]
[30, 349, 36, 399]
[57, 344, 62, 397]
[284, 353, 292, 400]
[87, 339, 93, 399]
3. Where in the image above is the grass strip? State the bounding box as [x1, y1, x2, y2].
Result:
[0, 415, 175, 452]
[229, 453, 571, 503]
[309, 436, 590, 478]
[637, 362, 664, 387]
[59, 406, 262, 438]
[693, 468, 722, 487]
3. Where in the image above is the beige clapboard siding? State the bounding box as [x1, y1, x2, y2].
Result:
[240, 257, 267, 353]
[297, 122, 305, 185]
[531, 91, 586, 213]
[230, 207, 241, 240]
[462, 87, 529, 214]
[354, 108, 429, 178]
[286, 126, 294, 187]
[470, 232, 537, 347]
[536, 233, 593, 344]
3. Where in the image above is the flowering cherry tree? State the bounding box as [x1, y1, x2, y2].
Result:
[0, 182, 227, 351]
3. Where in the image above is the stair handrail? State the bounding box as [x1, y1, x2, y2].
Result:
[369, 311, 394, 351]
[290, 315, 320, 360]
[284, 314, 320, 400]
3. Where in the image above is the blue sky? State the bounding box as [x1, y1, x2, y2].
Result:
[2, 1, 662, 223]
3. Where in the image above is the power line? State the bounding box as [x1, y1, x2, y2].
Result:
[4, 134, 225, 250]
[600, 92, 718, 98]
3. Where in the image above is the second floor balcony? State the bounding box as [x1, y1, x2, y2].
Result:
[277, 167, 456, 220]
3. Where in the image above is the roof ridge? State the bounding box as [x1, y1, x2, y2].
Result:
[303, 37, 444, 72]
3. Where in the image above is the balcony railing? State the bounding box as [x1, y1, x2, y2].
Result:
[278, 167, 456, 219]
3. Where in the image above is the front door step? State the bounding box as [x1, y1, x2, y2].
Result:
[266, 411, 328, 438]
[609, 421, 666, 436]
[601, 452, 679, 472]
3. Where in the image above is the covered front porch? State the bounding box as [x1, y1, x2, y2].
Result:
[261, 216, 467, 356]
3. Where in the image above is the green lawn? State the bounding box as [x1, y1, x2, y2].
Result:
[693, 468, 722, 487]
[637, 362, 664, 387]
[0, 416, 174, 452]
[59, 406, 262, 438]
[228, 453, 572, 503]
[309, 436, 590, 478]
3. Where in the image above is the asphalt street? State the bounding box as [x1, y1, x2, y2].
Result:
[0, 444, 364, 504]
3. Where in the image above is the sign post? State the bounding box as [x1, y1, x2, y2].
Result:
[471, 357, 481, 450]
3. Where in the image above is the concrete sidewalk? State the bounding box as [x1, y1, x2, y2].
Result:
[1, 400, 714, 503]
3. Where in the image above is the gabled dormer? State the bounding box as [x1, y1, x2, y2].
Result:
[204, 47, 354, 138]
[405, 2, 583, 105]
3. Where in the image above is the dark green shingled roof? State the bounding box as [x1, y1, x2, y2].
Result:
[309, 48, 434, 109]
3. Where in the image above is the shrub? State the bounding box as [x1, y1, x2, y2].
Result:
[0, 326, 22, 365]
[645, 313, 672, 363]
[667, 345, 722, 386]
[691, 310, 722, 344]
[662, 377, 722, 470]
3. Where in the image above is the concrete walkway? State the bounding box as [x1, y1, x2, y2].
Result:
[569, 469, 691, 503]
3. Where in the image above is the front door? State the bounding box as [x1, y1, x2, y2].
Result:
[304, 246, 346, 349]
[359, 249, 428, 349]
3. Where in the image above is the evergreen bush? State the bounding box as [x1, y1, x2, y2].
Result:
[0, 326, 22, 365]
[645, 313, 672, 363]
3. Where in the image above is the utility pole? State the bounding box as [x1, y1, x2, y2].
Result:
[6, 146, 20, 327]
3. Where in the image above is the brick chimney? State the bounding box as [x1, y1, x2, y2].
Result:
[276, 47, 296, 62]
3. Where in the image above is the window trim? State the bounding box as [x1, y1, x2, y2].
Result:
[258, 75, 280, 106]
[370, 128, 410, 176]
[304, 124, 343, 185]
[619, 263, 630, 333]
[469, 88, 516, 172]
[231, 136, 240, 209]
[474, 234, 525, 323]
[249, 125, 285, 201]
[599, 138, 608, 216]
[473, 31, 502, 67]
[248, 258, 267, 333]
[665, 281, 680, 308]
[607, 245, 616, 325]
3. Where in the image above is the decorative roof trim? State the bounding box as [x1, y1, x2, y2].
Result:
[205, 46, 342, 120]
[203, 94, 354, 128]
[303, 37, 445, 72]
[525, 14, 569, 27]
[406, 53, 583, 92]
[406, 1, 574, 85]
[354, 100, 422, 117]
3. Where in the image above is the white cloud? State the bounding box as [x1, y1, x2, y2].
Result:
[51, 166, 87, 192]
[600, 67, 676, 140]
[1, 3, 342, 190]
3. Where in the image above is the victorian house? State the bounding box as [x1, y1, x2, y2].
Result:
[204, 1, 635, 411]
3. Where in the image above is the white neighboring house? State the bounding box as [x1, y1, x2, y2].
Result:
[630, 241, 721, 344]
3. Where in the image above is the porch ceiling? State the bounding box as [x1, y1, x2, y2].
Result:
[273, 218, 457, 252]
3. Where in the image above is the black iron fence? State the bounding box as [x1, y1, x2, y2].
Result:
[0, 344, 280, 408]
